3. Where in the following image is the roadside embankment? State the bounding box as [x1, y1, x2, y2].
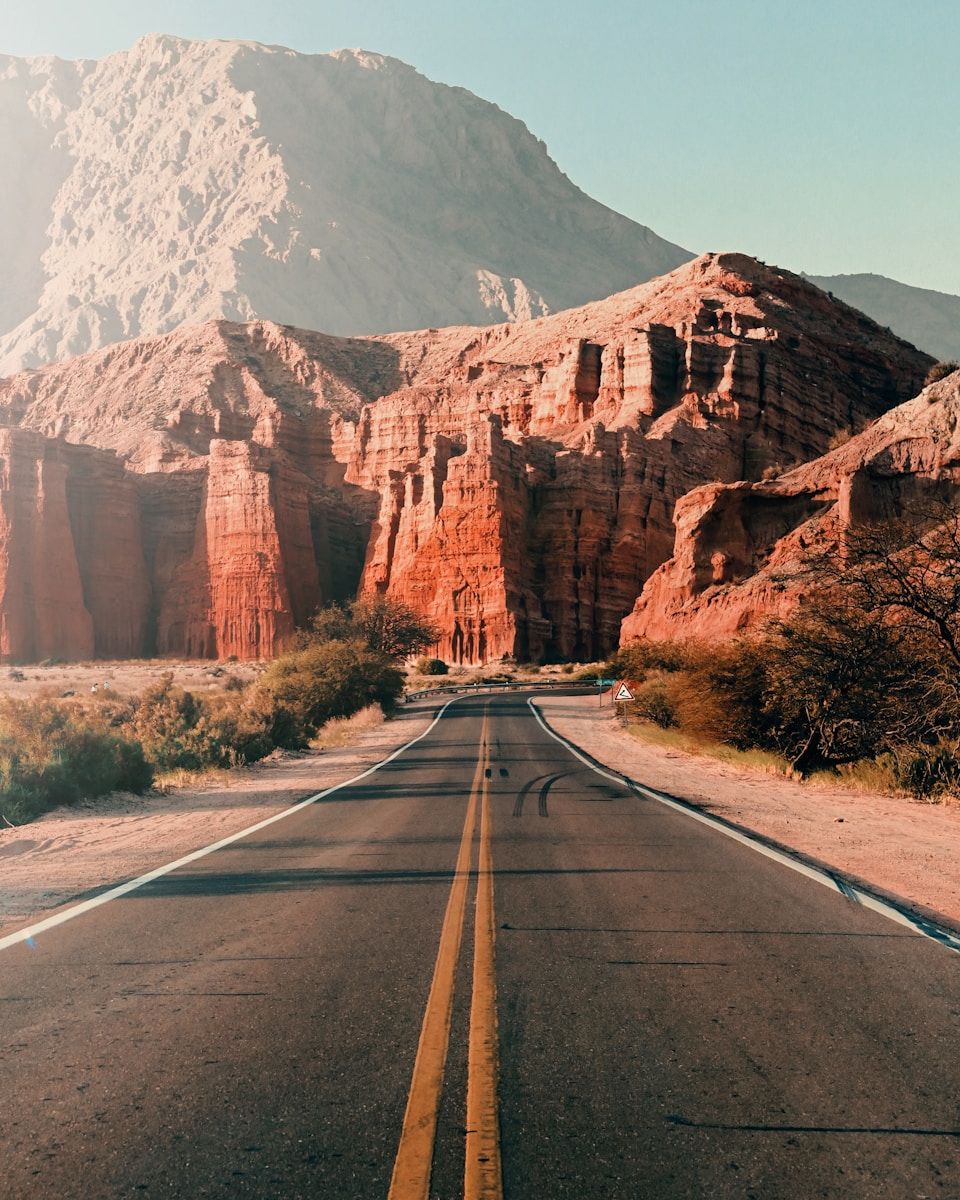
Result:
[0, 705, 436, 936]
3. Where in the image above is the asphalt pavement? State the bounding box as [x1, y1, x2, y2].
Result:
[1, 692, 958, 1198]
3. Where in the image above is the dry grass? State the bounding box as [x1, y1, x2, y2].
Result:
[151, 765, 238, 795]
[627, 719, 960, 803]
[623, 721, 790, 776]
[311, 704, 386, 749]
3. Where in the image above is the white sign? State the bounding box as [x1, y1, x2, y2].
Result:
[613, 681, 635, 702]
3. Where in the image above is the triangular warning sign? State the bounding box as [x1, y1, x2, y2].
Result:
[613, 680, 635, 702]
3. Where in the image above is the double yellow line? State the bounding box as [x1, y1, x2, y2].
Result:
[388, 709, 502, 1200]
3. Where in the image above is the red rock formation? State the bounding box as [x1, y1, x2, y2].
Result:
[0, 254, 936, 662]
[622, 368, 960, 643]
[0, 429, 148, 662]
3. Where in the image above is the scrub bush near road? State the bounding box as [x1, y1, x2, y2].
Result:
[0, 596, 430, 823]
[256, 641, 404, 749]
[0, 697, 153, 825]
[415, 656, 448, 676]
[612, 505, 960, 795]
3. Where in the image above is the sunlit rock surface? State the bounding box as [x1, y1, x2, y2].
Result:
[0, 254, 933, 662]
[0, 34, 690, 375]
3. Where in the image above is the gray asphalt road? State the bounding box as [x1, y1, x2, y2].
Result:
[1, 693, 958, 1198]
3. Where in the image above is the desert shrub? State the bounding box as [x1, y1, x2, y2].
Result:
[630, 676, 678, 728]
[199, 689, 276, 766]
[305, 596, 439, 659]
[0, 697, 152, 823]
[924, 361, 960, 387]
[606, 640, 694, 684]
[416, 656, 448, 676]
[892, 741, 960, 800]
[684, 638, 772, 748]
[256, 641, 405, 749]
[129, 673, 219, 770]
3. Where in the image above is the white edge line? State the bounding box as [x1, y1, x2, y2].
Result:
[0, 699, 458, 954]
[528, 697, 960, 956]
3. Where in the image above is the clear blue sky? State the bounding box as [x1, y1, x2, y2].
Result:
[4, 0, 959, 295]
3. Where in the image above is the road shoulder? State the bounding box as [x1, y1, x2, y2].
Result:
[534, 693, 960, 933]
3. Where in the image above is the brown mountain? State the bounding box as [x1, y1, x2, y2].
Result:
[0, 253, 933, 664]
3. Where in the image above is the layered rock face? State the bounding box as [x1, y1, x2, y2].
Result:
[0, 35, 691, 375]
[0, 253, 934, 663]
[622, 368, 960, 643]
[0, 429, 148, 661]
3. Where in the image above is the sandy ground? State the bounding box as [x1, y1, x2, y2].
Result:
[2, 691, 960, 939]
[1, 658, 263, 700]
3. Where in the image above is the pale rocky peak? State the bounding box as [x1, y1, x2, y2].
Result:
[0, 35, 690, 375]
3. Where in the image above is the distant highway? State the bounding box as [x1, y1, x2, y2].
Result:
[2, 693, 958, 1198]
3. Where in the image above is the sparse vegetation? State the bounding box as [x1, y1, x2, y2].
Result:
[611, 505, 960, 798]
[0, 697, 153, 825]
[0, 596, 435, 824]
[415, 656, 448, 676]
[924, 361, 959, 387]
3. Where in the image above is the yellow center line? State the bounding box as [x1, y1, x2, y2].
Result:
[465, 724, 504, 1199]
[388, 712, 490, 1200]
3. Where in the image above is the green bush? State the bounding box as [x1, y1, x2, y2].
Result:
[256, 641, 405, 748]
[198, 690, 276, 767]
[305, 596, 439, 659]
[130, 673, 222, 771]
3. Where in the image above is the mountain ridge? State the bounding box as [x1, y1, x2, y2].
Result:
[0, 33, 691, 374]
[806, 272, 960, 362]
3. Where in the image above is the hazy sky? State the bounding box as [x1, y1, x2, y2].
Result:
[4, 0, 959, 295]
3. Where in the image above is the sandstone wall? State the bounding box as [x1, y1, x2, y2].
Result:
[0, 254, 937, 663]
[622, 370, 960, 643]
[0, 430, 148, 662]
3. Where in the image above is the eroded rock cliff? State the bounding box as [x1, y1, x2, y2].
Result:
[622, 368, 960, 643]
[0, 253, 934, 662]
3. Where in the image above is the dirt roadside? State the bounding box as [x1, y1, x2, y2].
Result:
[2, 692, 959, 939]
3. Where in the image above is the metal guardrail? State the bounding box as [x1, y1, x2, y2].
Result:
[405, 679, 616, 701]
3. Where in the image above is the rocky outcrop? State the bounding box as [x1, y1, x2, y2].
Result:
[622, 368, 960, 643]
[0, 253, 935, 663]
